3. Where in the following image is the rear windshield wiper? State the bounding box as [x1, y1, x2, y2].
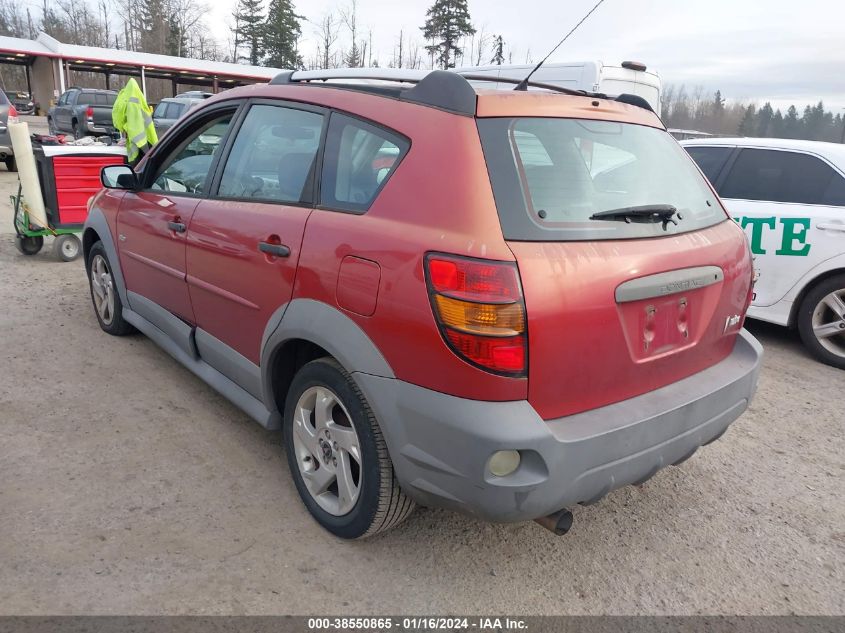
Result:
[590, 204, 679, 229]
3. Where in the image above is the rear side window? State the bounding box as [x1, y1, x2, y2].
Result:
[478, 118, 725, 241]
[166, 103, 185, 119]
[685, 146, 733, 184]
[153, 102, 168, 118]
[721, 148, 845, 206]
[320, 113, 409, 212]
[218, 104, 323, 204]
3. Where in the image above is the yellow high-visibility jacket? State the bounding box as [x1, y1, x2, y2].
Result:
[112, 78, 157, 163]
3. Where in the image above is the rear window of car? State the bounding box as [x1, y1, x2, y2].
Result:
[478, 118, 726, 241]
[720, 148, 845, 206]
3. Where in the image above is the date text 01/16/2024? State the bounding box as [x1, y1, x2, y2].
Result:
[307, 617, 528, 630]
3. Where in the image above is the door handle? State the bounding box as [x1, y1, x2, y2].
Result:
[817, 223, 845, 232]
[168, 221, 186, 233]
[258, 241, 291, 258]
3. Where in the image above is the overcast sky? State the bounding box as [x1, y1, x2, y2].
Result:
[210, 0, 845, 112]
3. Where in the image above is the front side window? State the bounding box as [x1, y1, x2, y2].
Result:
[320, 113, 409, 212]
[150, 113, 233, 194]
[721, 148, 845, 206]
[478, 117, 725, 240]
[685, 146, 733, 184]
[218, 104, 323, 203]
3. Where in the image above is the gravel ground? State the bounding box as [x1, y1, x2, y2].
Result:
[0, 179, 842, 614]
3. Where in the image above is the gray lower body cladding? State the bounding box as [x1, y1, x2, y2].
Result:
[355, 329, 763, 522]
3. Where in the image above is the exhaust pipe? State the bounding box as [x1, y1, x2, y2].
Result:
[534, 509, 574, 535]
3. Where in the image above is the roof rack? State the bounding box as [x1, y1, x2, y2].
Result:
[270, 68, 477, 115]
[268, 68, 656, 115]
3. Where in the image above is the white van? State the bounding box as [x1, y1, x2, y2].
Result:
[454, 61, 662, 114]
[682, 137, 845, 369]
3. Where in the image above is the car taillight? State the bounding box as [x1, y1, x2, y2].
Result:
[7, 105, 17, 124]
[425, 253, 527, 376]
[86, 106, 94, 119]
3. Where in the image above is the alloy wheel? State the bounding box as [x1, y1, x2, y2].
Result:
[90, 254, 115, 326]
[811, 289, 845, 359]
[291, 385, 362, 516]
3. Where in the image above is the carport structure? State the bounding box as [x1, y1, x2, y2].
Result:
[0, 32, 284, 114]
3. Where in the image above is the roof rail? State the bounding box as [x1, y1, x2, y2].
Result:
[269, 68, 476, 115]
[267, 68, 656, 115]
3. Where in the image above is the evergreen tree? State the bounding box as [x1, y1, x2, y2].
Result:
[770, 109, 785, 138]
[490, 34, 504, 65]
[344, 41, 362, 67]
[803, 101, 825, 141]
[233, 0, 265, 65]
[737, 104, 756, 136]
[712, 90, 725, 117]
[783, 105, 801, 139]
[421, 0, 475, 69]
[756, 102, 774, 137]
[263, 0, 302, 68]
[137, 0, 167, 53]
[166, 12, 187, 57]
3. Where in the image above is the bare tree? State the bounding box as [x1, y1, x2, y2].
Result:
[313, 12, 340, 69]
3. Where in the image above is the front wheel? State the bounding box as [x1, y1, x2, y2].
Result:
[797, 274, 845, 370]
[86, 241, 134, 336]
[283, 358, 414, 539]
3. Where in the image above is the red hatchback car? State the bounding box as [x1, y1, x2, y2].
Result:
[84, 69, 762, 538]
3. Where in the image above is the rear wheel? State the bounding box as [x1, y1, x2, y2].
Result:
[283, 358, 414, 539]
[797, 274, 845, 370]
[47, 117, 57, 135]
[14, 235, 43, 256]
[54, 234, 81, 262]
[87, 241, 134, 336]
[72, 121, 82, 140]
[5, 156, 16, 172]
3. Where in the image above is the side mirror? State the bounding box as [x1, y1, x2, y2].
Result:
[101, 164, 137, 190]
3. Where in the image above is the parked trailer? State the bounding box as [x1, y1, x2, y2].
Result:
[454, 61, 662, 114]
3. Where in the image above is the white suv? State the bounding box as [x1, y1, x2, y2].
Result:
[683, 137, 845, 369]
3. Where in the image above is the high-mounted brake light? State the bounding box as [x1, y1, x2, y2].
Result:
[425, 253, 527, 376]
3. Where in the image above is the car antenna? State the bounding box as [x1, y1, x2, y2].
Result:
[514, 0, 608, 91]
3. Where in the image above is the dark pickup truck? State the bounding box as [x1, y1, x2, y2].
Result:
[48, 88, 117, 139]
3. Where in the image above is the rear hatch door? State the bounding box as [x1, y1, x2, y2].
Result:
[478, 114, 753, 419]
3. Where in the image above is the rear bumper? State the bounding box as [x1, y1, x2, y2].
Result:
[355, 329, 763, 522]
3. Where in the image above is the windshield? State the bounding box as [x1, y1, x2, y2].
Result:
[478, 117, 726, 241]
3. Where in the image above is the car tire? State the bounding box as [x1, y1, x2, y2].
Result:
[54, 234, 81, 262]
[5, 156, 16, 172]
[72, 122, 82, 140]
[14, 234, 43, 256]
[86, 241, 134, 336]
[283, 357, 414, 539]
[797, 274, 845, 370]
[47, 117, 57, 135]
